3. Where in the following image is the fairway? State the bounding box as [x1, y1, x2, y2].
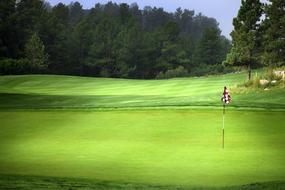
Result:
[0, 72, 285, 189]
[0, 72, 285, 110]
[0, 110, 285, 187]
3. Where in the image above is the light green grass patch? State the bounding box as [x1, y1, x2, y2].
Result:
[0, 72, 284, 109]
[0, 110, 284, 187]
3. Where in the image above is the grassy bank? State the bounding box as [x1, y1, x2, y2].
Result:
[0, 72, 284, 110]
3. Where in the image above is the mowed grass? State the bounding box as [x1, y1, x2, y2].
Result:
[0, 72, 284, 189]
[0, 72, 284, 109]
[0, 110, 284, 188]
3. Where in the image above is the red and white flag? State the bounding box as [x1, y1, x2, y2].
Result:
[221, 86, 231, 104]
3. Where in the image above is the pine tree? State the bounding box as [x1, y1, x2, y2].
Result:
[193, 27, 223, 66]
[226, 0, 263, 80]
[25, 33, 49, 71]
[261, 0, 285, 67]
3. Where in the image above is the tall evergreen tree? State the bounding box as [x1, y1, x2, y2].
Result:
[0, 0, 17, 58]
[14, 0, 47, 57]
[47, 3, 71, 74]
[261, 0, 285, 67]
[226, 0, 263, 80]
[68, 1, 84, 25]
[25, 33, 49, 71]
[193, 28, 224, 66]
[86, 17, 119, 77]
[155, 21, 180, 73]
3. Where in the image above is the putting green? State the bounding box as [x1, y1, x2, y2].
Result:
[0, 109, 284, 187]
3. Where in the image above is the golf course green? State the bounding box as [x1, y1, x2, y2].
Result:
[0, 71, 284, 110]
[0, 72, 284, 189]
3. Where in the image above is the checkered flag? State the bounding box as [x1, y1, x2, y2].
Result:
[220, 86, 231, 149]
[221, 86, 231, 104]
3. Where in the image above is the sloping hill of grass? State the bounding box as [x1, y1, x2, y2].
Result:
[0, 72, 284, 109]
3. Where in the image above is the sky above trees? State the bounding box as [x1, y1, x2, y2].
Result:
[47, 0, 243, 39]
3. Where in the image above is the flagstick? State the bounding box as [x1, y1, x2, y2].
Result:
[222, 104, 225, 149]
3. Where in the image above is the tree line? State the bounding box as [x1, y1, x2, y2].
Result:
[226, 0, 285, 80]
[0, 0, 231, 79]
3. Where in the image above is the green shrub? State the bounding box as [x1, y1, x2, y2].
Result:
[241, 68, 285, 89]
[0, 58, 33, 75]
[243, 79, 254, 88]
[0, 58, 49, 75]
[156, 66, 189, 79]
[190, 64, 233, 76]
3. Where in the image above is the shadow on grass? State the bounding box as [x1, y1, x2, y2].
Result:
[0, 174, 284, 190]
[1, 93, 285, 110]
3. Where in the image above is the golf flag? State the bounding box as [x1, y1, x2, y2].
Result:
[221, 86, 231, 104]
[221, 86, 231, 149]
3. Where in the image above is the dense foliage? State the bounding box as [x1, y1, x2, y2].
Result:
[225, 0, 285, 80]
[0, 0, 230, 78]
[226, 0, 263, 80]
[260, 0, 285, 67]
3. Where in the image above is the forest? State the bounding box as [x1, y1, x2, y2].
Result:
[0, 0, 231, 79]
[0, 0, 284, 79]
